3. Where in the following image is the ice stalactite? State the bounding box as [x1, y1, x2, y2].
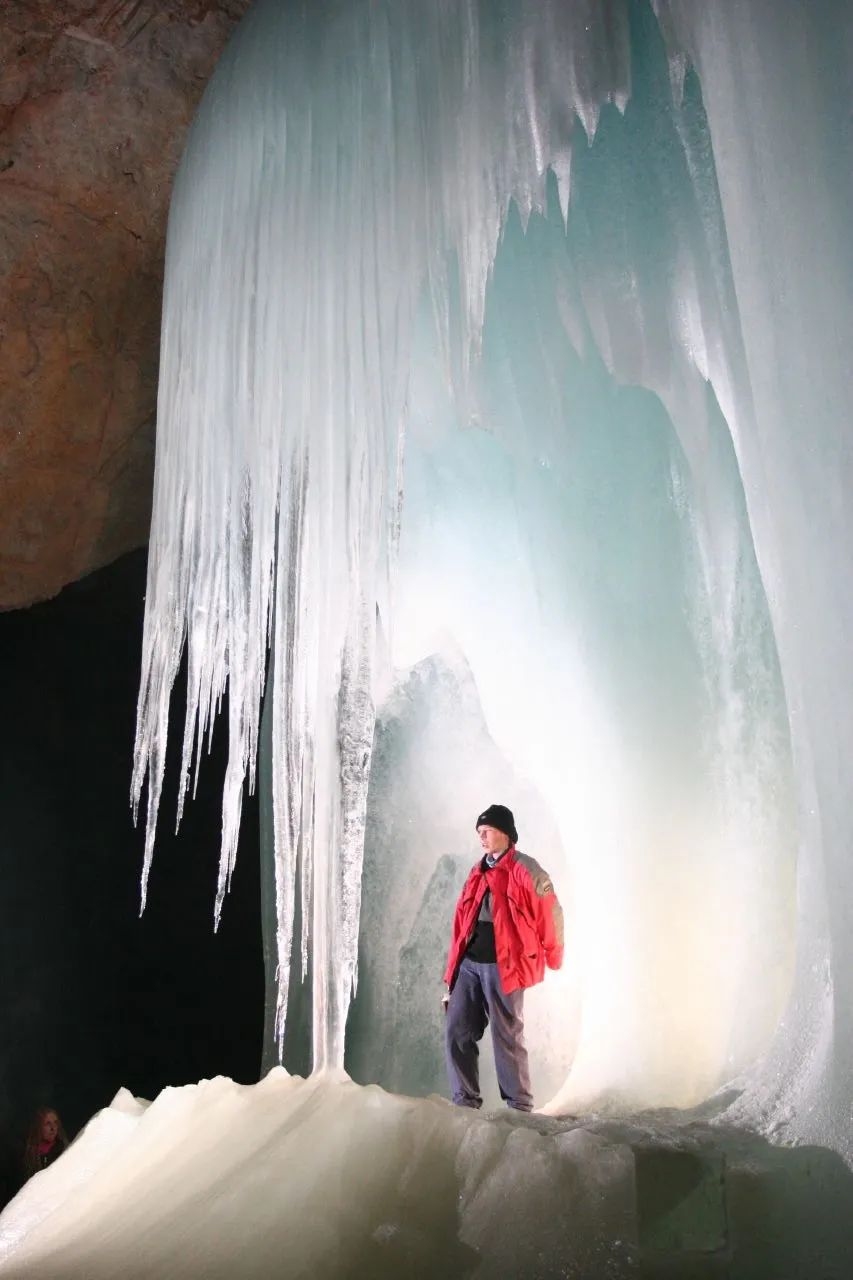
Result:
[133, 0, 638, 1074]
[132, 0, 851, 1152]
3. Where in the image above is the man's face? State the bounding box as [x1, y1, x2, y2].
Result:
[478, 824, 509, 856]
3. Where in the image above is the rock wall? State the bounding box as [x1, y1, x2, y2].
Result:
[0, 1, 251, 608]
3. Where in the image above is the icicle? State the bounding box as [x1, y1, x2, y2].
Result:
[132, 0, 637, 1068]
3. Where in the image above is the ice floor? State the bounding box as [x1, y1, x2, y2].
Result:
[1, 1072, 851, 1279]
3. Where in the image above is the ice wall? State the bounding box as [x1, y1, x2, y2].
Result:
[648, 0, 853, 1156]
[133, 0, 852, 1149]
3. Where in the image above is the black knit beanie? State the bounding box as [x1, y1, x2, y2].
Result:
[475, 804, 518, 844]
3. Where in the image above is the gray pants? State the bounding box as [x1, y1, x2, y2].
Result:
[445, 957, 533, 1111]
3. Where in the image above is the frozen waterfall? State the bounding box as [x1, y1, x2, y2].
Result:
[131, 0, 852, 1153]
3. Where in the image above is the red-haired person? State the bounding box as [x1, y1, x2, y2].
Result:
[22, 1108, 68, 1181]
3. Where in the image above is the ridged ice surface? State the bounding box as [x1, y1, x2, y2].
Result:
[131, 0, 852, 1154]
[2, 1074, 853, 1278]
[1, 1075, 638, 1278]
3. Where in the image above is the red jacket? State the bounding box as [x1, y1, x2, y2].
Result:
[444, 847, 564, 994]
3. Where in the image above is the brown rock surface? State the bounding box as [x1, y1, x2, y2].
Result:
[0, 0, 251, 608]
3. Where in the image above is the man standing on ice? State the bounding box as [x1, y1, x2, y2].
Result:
[443, 804, 564, 1112]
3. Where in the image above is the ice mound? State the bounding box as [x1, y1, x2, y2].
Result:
[5, 1074, 853, 1278]
[0, 1072, 635, 1279]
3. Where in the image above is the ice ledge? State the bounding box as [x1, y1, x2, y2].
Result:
[1, 1073, 851, 1279]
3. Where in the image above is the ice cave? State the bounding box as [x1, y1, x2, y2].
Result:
[1, 0, 852, 1275]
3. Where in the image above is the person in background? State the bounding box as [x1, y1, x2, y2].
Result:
[443, 804, 564, 1112]
[22, 1107, 68, 1181]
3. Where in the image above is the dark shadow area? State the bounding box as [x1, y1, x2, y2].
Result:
[0, 550, 263, 1207]
[595, 1114, 853, 1279]
[719, 1130, 853, 1280]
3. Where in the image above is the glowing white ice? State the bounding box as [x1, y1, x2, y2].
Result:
[0, 1075, 638, 1278]
[2, 1074, 851, 1278]
[131, 0, 852, 1154]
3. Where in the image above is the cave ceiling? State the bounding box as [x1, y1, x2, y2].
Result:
[0, 1, 252, 609]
